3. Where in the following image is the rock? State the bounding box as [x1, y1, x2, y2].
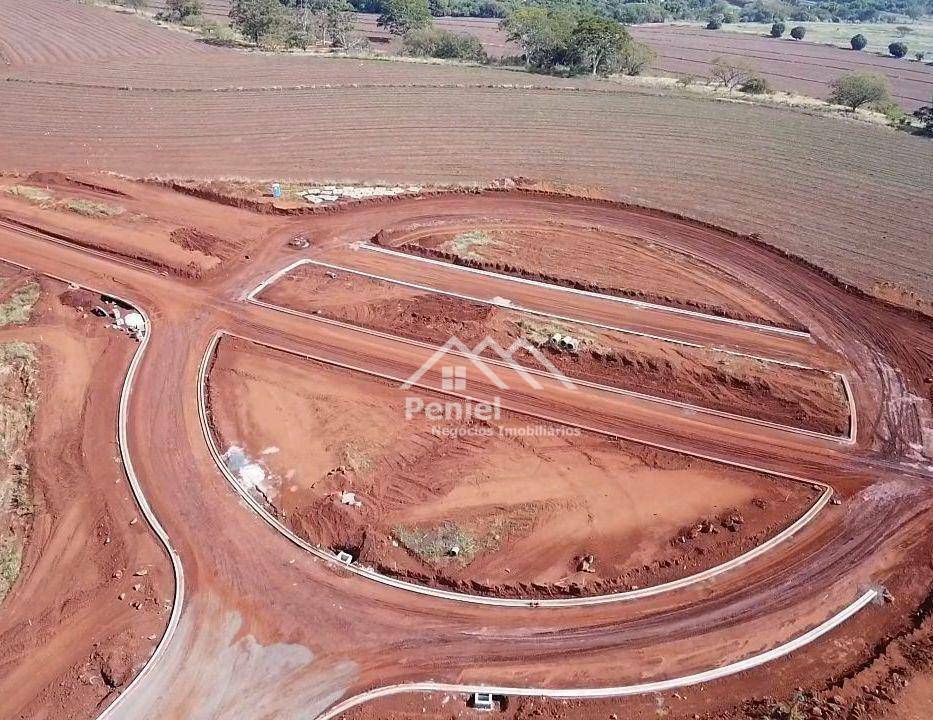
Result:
[112, 570, 123, 579]
[578, 554, 596, 573]
[133, 568, 148, 576]
[117, 593, 125, 601]
[133, 584, 142, 592]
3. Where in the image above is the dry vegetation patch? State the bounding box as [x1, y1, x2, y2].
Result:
[0, 342, 38, 602]
[0, 283, 41, 327]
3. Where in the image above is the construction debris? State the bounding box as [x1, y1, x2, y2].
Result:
[550, 332, 581, 352]
[299, 185, 421, 205]
[340, 491, 363, 508]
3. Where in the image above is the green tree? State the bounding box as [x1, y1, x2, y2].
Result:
[616, 39, 655, 76]
[324, 2, 355, 47]
[790, 25, 805, 40]
[501, 7, 576, 70]
[828, 72, 891, 110]
[230, 0, 287, 45]
[738, 75, 769, 93]
[850, 33, 867, 51]
[569, 16, 632, 76]
[889, 41, 908, 58]
[403, 26, 487, 60]
[378, 0, 431, 35]
[770, 21, 785, 37]
[706, 16, 723, 29]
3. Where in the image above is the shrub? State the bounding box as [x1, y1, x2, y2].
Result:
[888, 41, 908, 58]
[738, 75, 769, 94]
[770, 21, 785, 38]
[200, 19, 239, 45]
[614, 3, 665, 24]
[878, 101, 907, 127]
[850, 33, 867, 51]
[710, 56, 758, 90]
[402, 26, 487, 61]
[158, 0, 202, 21]
[706, 16, 722, 29]
[916, 51, 925, 62]
[828, 72, 891, 110]
[790, 25, 805, 40]
[913, 98, 933, 135]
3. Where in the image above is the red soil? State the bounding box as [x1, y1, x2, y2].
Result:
[205, 334, 817, 599]
[0, 174, 929, 720]
[373, 217, 795, 327]
[631, 24, 933, 110]
[260, 265, 851, 436]
[0, 172, 281, 277]
[0, 271, 171, 719]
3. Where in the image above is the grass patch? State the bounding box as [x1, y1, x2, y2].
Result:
[394, 523, 481, 564]
[4, 185, 53, 205]
[0, 341, 37, 603]
[0, 542, 23, 598]
[62, 198, 124, 218]
[0, 342, 38, 459]
[339, 442, 374, 475]
[0, 283, 40, 327]
[440, 230, 501, 260]
[515, 318, 598, 347]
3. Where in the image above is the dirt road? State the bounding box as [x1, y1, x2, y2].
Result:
[0, 187, 929, 719]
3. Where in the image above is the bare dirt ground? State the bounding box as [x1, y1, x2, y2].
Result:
[0, 179, 928, 720]
[206, 334, 817, 598]
[372, 216, 794, 327]
[1, 1, 931, 313]
[630, 24, 933, 111]
[0, 268, 171, 720]
[0, 172, 279, 277]
[259, 265, 851, 436]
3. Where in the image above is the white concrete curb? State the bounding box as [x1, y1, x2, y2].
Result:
[246, 259, 856, 444]
[0, 255, 185, 720]
[315, 588, 878, 719]
[199, 330, 834, 608]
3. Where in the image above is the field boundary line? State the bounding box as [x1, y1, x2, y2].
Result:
[315, 588, 879, 719]
[198, 329, 835, 608]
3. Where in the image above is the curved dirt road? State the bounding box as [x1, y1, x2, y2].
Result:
[0, 190, 930, 719]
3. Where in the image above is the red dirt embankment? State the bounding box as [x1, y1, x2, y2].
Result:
[260, 266, 850, 436]
[0, 272, 171, 719]
[205, 335, 817, 600]
[0, 172, 279, 278]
